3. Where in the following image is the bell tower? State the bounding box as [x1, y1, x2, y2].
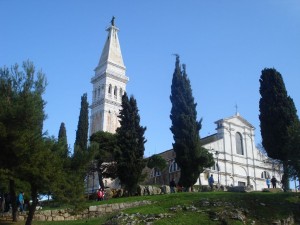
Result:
[90, 17, 129, 135]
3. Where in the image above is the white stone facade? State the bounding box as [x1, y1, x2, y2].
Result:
[197, 113, 282, 190]
[90, 22, 129, 135]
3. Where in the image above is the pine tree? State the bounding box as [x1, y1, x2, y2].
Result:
[147, 154, 167, 184]
[116, 93, 147, 196]
[147, 154, 167, 172]
[0, 61, 66, 225]
[259, 68, 299, 190]
[170, 55, 214, 190]
[90, 131, 118, 190]
[74, 93, 89, 152]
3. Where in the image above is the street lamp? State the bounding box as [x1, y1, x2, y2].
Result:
[215, 150, 220, 184]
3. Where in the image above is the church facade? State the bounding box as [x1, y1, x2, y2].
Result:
[86, 19, 282, 192]
[145, 113, 282, 191]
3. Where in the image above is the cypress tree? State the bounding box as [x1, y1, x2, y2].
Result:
[116, 93, 146, 196]
[58, 122, 69, 158]
[170, 55, 214, 190]
[58, 122, 67, 142]
[287, 123, 300, 180]
[259, 68, 299, 190]
[71, 93, 91, 201]
[74, 93, 89, 152]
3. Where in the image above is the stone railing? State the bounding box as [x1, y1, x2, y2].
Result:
[0, 200, 152, 222]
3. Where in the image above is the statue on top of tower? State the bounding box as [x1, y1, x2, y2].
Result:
[111, 16, 115, 26]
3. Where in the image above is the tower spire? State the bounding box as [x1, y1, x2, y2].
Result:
[95, 17, 125, 72]
[90, 18, 129, 135]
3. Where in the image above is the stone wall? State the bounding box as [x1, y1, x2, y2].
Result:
[0, 200, 152, 222]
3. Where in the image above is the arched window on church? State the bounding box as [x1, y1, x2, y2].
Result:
[114, 86, 117, 98]
[169, 160, 180, 173]
[211, 162, 219, 171]
[235, 132, 244, 155]
[150, 168, 161, 177]
[108, 84, 112, 94]
[261, 171, 270, 179]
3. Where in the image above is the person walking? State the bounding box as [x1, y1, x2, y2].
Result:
[271, 176, 277, 188]
[18, 192, 24, 212]
[169, 178, 176, 193]
[266, 178, 271, 188]
[208, 174, 214, 190]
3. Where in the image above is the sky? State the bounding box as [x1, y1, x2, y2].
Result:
[1, 0, 300, 158]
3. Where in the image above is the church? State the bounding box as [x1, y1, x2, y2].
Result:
[144, 113, 282, 191]
[86, 18, 282, 192]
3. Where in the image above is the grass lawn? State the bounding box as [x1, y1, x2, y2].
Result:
[1, 191, 299, 225]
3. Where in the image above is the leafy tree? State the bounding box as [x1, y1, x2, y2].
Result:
[90, 131, 118, 190]
[170, 55, 214, 190]
[116, 93, 147, 196]
[259, 68, 299, 190]
[147, 154, 167, 184]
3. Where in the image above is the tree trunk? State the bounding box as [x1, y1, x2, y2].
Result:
[97, 164, 104, 190]
[25, 186, 38, 225]
[199, 174, 202, 187]
[9, 179, 17, 222]
[282, 161, 290, 192]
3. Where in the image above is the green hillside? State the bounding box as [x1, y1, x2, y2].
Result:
[1, 192, 299, 225]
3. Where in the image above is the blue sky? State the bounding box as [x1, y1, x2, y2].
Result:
[1, 1, 300, 157]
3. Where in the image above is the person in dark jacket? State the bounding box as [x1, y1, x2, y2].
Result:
[208, 174, 214, 190]
[170, 179, 176, 193]
[271, 176, 277, 188]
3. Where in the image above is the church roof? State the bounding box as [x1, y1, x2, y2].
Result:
[200, 133, 222, 145]
[97, 20, 125, 70]
[215, 113, 255, 129]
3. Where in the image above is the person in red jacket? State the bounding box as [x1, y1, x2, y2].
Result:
[97, 189, 104, 201]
